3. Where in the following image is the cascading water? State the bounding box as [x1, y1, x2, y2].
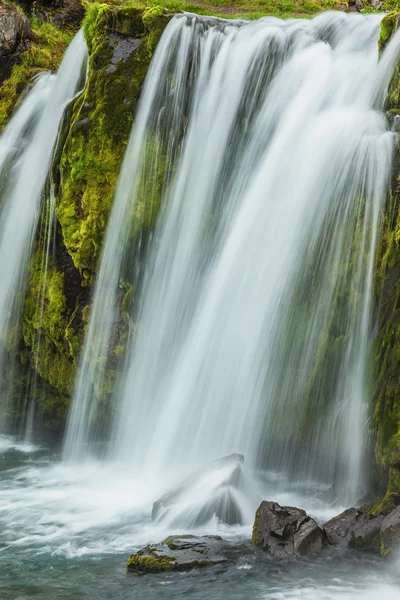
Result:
[2, 12, 400, 600]
[65, 13, 399, 513]
[0, 30, 87, 430]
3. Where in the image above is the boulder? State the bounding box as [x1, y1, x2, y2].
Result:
[127, 535, 253, 575]
[152, 453, 247, 527]
[381, 505, 400, 556]
[323, 508, 383, 552]
[252, 501, 327, 557]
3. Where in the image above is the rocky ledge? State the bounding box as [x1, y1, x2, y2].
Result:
[127, 535, 254, 575]
[127, 499, 400, 575]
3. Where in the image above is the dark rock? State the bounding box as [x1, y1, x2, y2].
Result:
[127, 534, 254, 575]
[152, 453, 246, 527]
[0, 2, 32, 56]
[323, 508, 383, 552]
[106, 34, 142, 73]
[381, 505, 400, 556]
[0, 2, 33, 84]
[252, 501, 327, 557]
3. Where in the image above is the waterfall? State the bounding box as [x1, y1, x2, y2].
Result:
[65, 13, 399, 505]
[0, 31, 87, 430]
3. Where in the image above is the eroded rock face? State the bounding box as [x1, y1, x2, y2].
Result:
[323, 508, 383, 551]
[152, 453, 246, 527]
[252, 501, 327, 557]
[0, 2, 31, 56]
[127, 535, 253, 575]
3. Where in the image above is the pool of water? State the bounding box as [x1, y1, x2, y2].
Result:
[0, 436, 399, 600]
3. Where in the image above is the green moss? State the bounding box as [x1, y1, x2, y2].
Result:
[57, 3, 170, 282]
[22, 249, 76, 395]
[0, 20, 73, 131]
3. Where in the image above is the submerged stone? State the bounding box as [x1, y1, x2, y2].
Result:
[252, 501, 327, 557]
[323, 508, 383, 552]
[152, 453, 246, 527]
[127, 535, 253, 575]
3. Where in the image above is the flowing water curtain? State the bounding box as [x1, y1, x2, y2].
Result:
[66, 13, 400, 505]
[63, 14, 303, 458]
[63, 17, 208, 458]
[0, 31, 88, 432]
[22, 187, 57, 442]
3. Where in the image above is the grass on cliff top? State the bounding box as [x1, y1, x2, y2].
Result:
[95, 0, 340, 21]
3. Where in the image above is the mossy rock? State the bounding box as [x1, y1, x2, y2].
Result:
[127, 535, 253, 575]
[56, 2, 172, 283]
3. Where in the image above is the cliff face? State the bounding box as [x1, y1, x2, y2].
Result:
[2, 0, 400, 490]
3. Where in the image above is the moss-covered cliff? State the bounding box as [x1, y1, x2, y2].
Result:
[2, 0, 400, 456]
[368, 11, 400, 513]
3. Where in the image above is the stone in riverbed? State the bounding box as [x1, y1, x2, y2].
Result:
[252, 501, 327, 557]
[127, 535, 254, 575]
[323, 508, 383, 552]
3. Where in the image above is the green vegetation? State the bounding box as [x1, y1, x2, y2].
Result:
[127, 547, 177, 572]
[0, 19, 73, 131]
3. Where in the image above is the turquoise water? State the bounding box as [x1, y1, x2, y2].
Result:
[0, 437, 399, 600]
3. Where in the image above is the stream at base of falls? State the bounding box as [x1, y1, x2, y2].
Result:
[0, 437, 399, 600]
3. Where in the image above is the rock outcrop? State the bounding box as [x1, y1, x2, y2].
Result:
[252, 501, 327, 557]
[127, 535, 253, 575]
[323, 508, 383, 552]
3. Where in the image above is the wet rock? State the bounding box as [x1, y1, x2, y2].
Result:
[127, 534, 253, 575]
[106, 34, 142, 73]
[252, 501, 327, 557]
[323, 508, 383, 552]
[152, 453, 246, 527]
[381, 506, 400, 556]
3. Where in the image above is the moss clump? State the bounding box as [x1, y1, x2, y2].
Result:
[0, 19, 73, 131]
[379, 12, 399, 54]
[127, 547, 176, 573]
[22, 248, 77, 396]
[56, 3, 171, 283]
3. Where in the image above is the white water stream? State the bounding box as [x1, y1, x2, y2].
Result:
[65, 13, 400, 510]
[0, 30, 87, 426]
